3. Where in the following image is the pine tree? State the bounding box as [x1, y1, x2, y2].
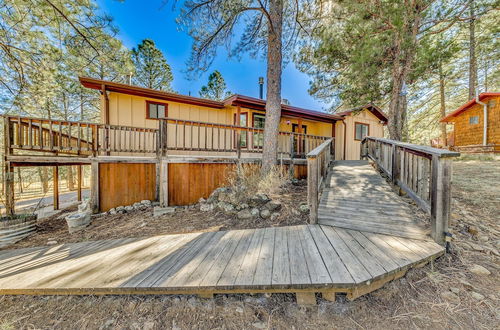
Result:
[199, 71, 231, 101]
[131, 39, 174, 91]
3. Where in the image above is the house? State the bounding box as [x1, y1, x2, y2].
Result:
[441, 92, 500, 153]
[78, 77, 387, 161]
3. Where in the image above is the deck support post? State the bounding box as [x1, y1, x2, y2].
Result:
[3, 162, 15, 216]
[307, 156, 318, 224]
[90, 160, 99, 214]
[77, 165, 82, 202]
[296, 292, 317, 305]
[430, 156, 452, 244]
[53, 166, 59, 210]
[159, 160, 169, 207]
[322, 291, 336, 302]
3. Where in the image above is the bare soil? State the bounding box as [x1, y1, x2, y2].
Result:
[0, 160, 498, 329]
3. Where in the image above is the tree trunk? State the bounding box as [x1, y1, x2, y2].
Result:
[261, 0, 283, 174]
[68, 166, 75, 190]
[468, 0, 477, 100]
[439, 63, 447, 147]
[17, 168, 23, 193]
[38, 167, 49, 194]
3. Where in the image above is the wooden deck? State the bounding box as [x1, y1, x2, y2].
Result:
[319, 161, 431, 240]
[0, 224, 443, 302]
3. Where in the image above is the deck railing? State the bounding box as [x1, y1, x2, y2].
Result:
[307, 138, 334, 224]
[3, 115, 332, 159]
[361, 137, 460, 244]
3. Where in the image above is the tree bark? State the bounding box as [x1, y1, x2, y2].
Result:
[38, 167, 49, 194]
[439, 62, 447, 147]
[261, 0, 283, 174]
[468, 0, 477, 100]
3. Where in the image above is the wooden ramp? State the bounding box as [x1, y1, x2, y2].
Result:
[0, 225, 443, 302]
[318, 161, 431, 240]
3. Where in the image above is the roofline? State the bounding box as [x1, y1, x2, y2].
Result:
[224, 94, 343, 122]
[335, 104, 388, 123]
[79, 77, 225, 109]
[441, 92, 500, 122]
[79, 77, 343, 123]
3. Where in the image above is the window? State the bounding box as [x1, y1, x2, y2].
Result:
[252, 113, 265, 148]
[469, 116, 479, 124]
[234, 113, 248, 148]
[354, 122, 369, 141]
[146, 101, 167, 119]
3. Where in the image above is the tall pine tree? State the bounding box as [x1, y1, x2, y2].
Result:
[199, 70, 231, 100]
[131, 39, 174, 91]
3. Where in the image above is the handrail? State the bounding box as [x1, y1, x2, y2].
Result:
[361, 136, 460, 244]
[307, 138, 333, 224]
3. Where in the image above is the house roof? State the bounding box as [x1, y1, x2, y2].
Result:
[440, 92, 500, 122]
[335, 104, 388, 123]
[79, 77, 343, 123]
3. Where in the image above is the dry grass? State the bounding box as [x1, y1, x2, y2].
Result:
[0, 160, 498, 329]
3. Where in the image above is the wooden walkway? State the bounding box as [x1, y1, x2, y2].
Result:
[319, 161, 430, 240]
[0, 224, 443, 302]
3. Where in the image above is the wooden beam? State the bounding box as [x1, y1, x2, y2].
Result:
[53, 166, 59, 210]
[4, 162, 15, 216]
[430, 156, 452, 244]
[296, 292, 317, 305]
[90, 161, 99, 213]
[77, 165, 82, 202]
[159, 161, 169, 207]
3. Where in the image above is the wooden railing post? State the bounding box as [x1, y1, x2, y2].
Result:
[391, 144, 399, 184]
[430, 156, 452, 244]
[159, 119, 168, 157]
[307, 155, 318, 224]
[90, 160, 99, 214]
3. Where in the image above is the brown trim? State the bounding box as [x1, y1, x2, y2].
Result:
[336, 104, 388, 124]
[145, 100, 169, 120]
[342, 120, 347, 160]
[80, 77, 225, 109]
[354, 122, 369, 141]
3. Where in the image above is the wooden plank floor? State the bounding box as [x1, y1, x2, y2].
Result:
[0, 225, 443, 299]
[318, 160, 431, 240]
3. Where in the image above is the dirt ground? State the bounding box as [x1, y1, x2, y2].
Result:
[0, 160, 498, 329]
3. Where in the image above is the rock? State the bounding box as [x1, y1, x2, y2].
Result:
[125, 205, 134, 212]
[441, 291, 460, 303]
[299, 204, 310, 214]
[47, 240, 58, 246]
[260, 209, 271, 219]
[153, 206, 176, 217]
[141, 200, 151, 205]
[467, 225, 479, 235]
[207, 187, 227, 203]
[450, 287, 460, 294]
[235, 203, 249, 211]
[469, 243, 485, 251]
[459, 279, 474, 290]
[115, 206, 125, 213]
[139, 222, 147, 228]
[469, 264, 491, 276]
[133, 202, 142, 209]
[198, 197, 206, 204]
[264, 201, 282, 211]
[471, 292, 485, 301]
[217, 201, 235, 214]
[252, 322, 267, 329]
[477, 235, 489, 242]
[78, 200, 91, 213]
[248, 193, 270, 207]
[65, 212, 91, 233]
[235, 306, 244, 314]
[270, 212, 280, 221]
[103, 319, 115, 328]
[291, 178, 300, 186]
[108, 208, 117, 215]
[250, 208, 260, 218]
[237, 209, 253, 220]
[200, 203, 215, 212]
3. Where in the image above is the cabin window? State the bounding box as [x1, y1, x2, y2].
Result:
[146, 101, 168, 119]
[354, 122, 369, 141]
[234, 113, 248, 148]
[252, 113, 265, 148]
[469, 116, 479, 124]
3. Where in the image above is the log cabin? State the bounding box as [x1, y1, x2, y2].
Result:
[441, 92, 500, 153]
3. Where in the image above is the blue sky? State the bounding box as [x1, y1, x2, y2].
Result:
[96, 0, 329, 111]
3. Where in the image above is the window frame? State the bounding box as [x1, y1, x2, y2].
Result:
[354, 122, 369, 141]
[145, 100, 168, 120]
[252, 112, 266, 149]
[233, 112, 248, 149]
[469, 116, 479, 125]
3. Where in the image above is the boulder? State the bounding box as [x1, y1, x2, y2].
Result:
[153, 206, 176, 217]
[108, 208, 117, 215]
[264, 201, 282, 211]
[133, 202, 142, 210]
[217, 202, 235, 214]
[248, 194, 270, 207]
[270, 212, 280, 221]
[250, 208, 260, 218]
[235, 203, 249, 211]
[198, 197, 206, 204]
[115, 206, 125, 213]
[299, 204, 310, 214]
[125, 205, 134, 213]
[141, 200, 151, 205]
[237, 209, 253, 220]
[260, 209, 271, 219]
[65, 212, 91, 233]
[207, 187, 227, 203]
[200, 203, 215, 212]
[469, 264, 491, 276]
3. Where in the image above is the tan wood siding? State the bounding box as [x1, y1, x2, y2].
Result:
[99, 163, 156, 212]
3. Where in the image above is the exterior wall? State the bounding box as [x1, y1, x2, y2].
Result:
[334, 109, 385, 161]
[448, 96, 500, 147]
[103, 92, 335, 157]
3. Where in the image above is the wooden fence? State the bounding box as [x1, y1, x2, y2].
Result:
[361, 137, 460, 244]
[3, 115, 331, 159]
[307, 138, 334, 224]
